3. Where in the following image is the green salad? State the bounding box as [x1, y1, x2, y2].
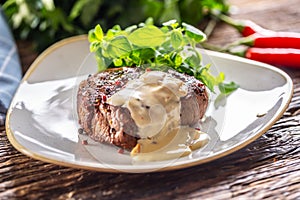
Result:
[88, 19, 238, 94]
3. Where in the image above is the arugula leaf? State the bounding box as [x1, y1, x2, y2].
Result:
[88, 19, 239, 95]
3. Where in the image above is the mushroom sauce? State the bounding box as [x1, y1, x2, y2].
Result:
[108, 71, 209, 161]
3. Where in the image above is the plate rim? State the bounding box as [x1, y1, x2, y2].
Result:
[5, 35, 294, 173]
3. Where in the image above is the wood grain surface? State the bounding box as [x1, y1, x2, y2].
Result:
[2, 0, 300, 199]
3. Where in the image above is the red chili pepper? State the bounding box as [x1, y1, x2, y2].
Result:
[236, 33, 300, 49]
[245, 47, 300, 68]
[219, 13, 300, 43]
[218, 14, 274, 36]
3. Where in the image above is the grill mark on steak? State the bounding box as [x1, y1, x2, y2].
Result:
[77, 67, 209, 150]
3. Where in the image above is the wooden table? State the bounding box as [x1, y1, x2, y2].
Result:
[1, 0, 300, 199]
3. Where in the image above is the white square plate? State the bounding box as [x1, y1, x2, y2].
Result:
[6, 36, 293, 173]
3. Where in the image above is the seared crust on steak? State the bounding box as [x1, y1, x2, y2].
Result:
[77, 67, 209, 150]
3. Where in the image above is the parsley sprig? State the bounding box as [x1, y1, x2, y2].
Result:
[88, 19, 238, 94]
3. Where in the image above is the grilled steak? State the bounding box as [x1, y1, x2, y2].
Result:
[77, 67, 209, 150]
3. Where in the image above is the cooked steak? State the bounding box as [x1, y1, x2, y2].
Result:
[77, 67, 209, 150]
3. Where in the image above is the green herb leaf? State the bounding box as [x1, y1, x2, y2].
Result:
[185, 53, 201, 69]
[162, 19, 178, 28]
[182, 22, 206, 43]
[172, 53, 183, 67]
[94, 24, 104, 41]
[219, 81, 239, 94]
[113, 58, 123, 66]
[106, 36, 132, 58]
[171, 30, 183, 49]
[95, 54, 108, 71]
[89, 41, 100, 52]
[125, 25, 138, 33]
[88, 20, 238, 95]
[196, 64, 216, 92]
[128, 25, 166, 47]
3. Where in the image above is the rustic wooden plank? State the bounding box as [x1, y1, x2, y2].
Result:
[1, 122, 299, 199]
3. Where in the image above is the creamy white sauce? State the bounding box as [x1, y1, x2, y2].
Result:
[108, 71, 209, 161]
